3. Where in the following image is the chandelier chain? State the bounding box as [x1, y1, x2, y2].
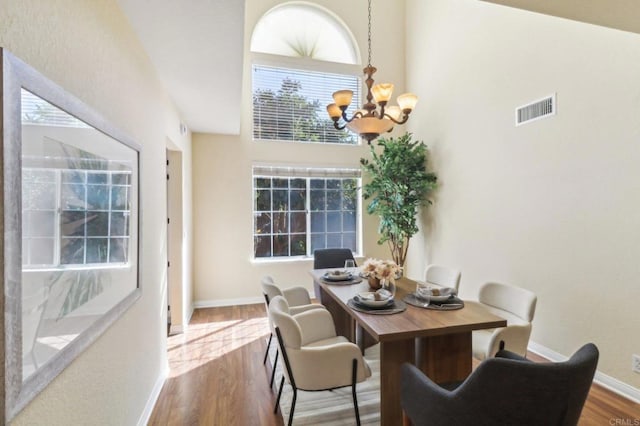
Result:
[367, 0, 372, 67]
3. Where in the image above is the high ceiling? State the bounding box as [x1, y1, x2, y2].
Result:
[115, 0, 639, 136]
[481, 0, 640, 35]
[116, 0, 245, 135]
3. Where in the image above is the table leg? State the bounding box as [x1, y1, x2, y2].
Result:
[318, 285, 356, 341]
[379, 339, 415, 426]
[415, 332, 472, 384]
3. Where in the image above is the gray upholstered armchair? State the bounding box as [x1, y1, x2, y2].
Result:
[401, 343, 599, 426]
[269, 295, 371, 426]
[312, 248, 356, 270]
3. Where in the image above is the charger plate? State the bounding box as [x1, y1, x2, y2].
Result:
[403, 293, 465, 311]
[347, 298, 407, 315]
[321, 276, 363, 285]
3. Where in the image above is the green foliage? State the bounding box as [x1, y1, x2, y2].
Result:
[360, 133, 437, 266]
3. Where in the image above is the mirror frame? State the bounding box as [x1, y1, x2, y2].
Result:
[1, 48, 141, 421]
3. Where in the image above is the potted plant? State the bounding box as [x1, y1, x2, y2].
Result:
[360, 132, 437, 267]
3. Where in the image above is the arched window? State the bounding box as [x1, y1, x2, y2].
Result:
[250, 3, 363, 259]
[251, 2, 361, 145]
[251, 3, 358, 64]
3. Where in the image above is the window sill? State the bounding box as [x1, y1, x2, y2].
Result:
[250, 254, 363, 265]
[23, 263, 131, 273]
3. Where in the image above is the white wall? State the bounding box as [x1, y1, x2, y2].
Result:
[1, 0, 191, 423]
[406, 0, 640, 390]
[192, 0, 406, 304]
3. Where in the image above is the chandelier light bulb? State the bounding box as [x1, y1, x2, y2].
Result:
[372, 83, 394, 103]
[327, 103, 342, 119]
[397, 93, 418, 112]
[332, 90, 353, 108]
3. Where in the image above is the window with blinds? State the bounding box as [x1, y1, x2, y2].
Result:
[253, 166, 361, 259]
[22, 90, 90, 128]
[252, 65, 361, 144]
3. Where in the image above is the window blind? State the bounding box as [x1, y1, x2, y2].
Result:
[252, 165, 361, 179]
[252, 65, 360, 144]
[21, 89, 90, 128]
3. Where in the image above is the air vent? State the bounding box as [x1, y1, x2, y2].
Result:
[515, 94, 556, 126]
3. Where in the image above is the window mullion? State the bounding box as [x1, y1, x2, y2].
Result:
[55, 169, 62, 266]
[270, 183, 274, 258]
[306, 178, 311, 257]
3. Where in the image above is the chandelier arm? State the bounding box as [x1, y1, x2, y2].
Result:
[339, 109, 365, 123]
[383, 112, 411, 125]
[332, 121, 347, 130]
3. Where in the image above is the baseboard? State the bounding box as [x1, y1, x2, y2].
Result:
[170, 324, 184, 334]
[528, 341, 640, 404]
[194, 296, 264, 308]
[187, 303, 194, 323]
[137, 362, 169, 426]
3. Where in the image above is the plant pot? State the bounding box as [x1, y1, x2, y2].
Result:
[368, 276, 382, 290]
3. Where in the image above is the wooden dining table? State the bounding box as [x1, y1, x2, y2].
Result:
[310, 268, 507, 425]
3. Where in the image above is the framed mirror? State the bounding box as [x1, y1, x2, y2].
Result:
[1, 48, 141, 421]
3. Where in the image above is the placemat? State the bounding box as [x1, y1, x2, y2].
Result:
[403, 293, 465, 311]
[321, 276, 363, 285]
[347, 298, 407, 315]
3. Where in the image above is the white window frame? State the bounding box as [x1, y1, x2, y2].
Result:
[252, 165, 362, 261]
[22, 167, 132, 271]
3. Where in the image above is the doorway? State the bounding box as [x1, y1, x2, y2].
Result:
[166, 148, 184, 335]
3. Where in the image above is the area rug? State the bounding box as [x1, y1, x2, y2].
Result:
[269, 342, 381, 425]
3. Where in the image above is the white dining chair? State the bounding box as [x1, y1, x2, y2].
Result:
[261, 276, 324, 388]
[269, 295, 371, 426]
[424, 264, 462, 293]
[472, 282, 537, 360]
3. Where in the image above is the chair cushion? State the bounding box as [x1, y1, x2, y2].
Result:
[479, 282, 537, 322]
[305, 335, 349, 348]
[472, 329, 494, 360]
[470, 301, 531, 360]
[480, 303, 529, 326]
[301, 337, 372, 380]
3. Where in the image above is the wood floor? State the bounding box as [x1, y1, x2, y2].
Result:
[148, 304, 640, 425]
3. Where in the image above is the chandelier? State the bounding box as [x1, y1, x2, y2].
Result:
[326, 0, 418, 143]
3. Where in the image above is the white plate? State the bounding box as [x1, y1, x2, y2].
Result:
[323, 270, 352, 281]
[356, 292, 393, 307]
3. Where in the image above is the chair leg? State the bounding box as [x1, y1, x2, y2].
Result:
[269, 349, 279, 388]
[402, 411, 413, 426]
[351, 358, 361, 426]
[274, 377, 284, 414]
[288, 387, 297, 426]
[263, 332, 273, 365]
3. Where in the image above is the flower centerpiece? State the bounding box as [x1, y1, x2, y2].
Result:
[361, 258, 402, 290]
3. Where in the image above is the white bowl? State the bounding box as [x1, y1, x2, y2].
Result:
[356, 292, 392, 307]
[324, 270, 352, 281]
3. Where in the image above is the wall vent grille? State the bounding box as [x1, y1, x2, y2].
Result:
[515, 94, 556, 126]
